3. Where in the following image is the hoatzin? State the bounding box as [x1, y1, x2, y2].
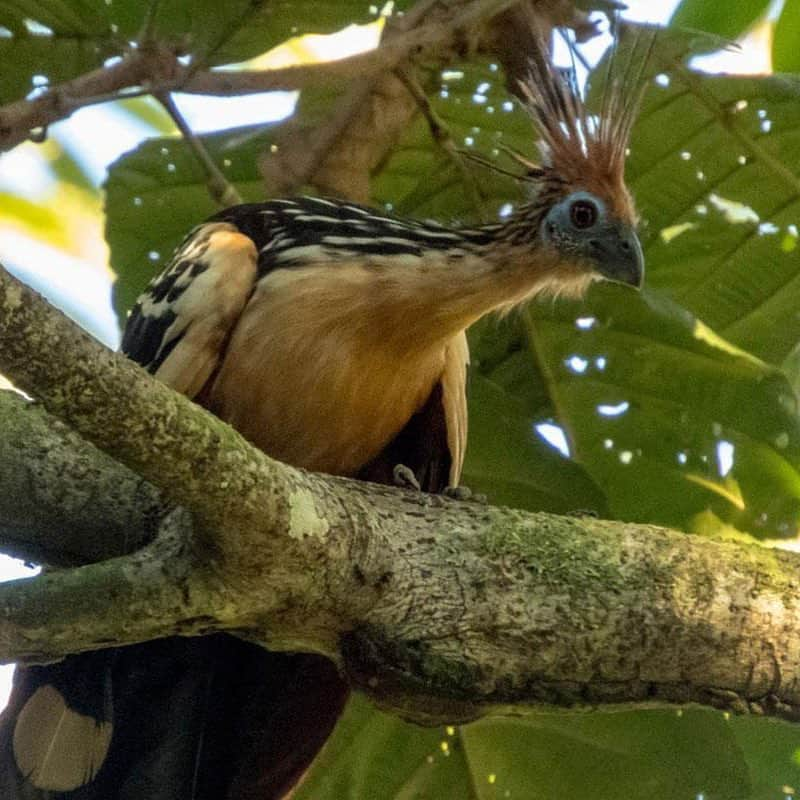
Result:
[0, 25, 647, 800]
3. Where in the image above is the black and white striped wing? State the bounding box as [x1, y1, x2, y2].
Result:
[121, 222, 257, 398]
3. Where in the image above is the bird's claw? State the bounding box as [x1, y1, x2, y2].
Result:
[444, 485, 487, 503]
[393, 464, 421, 492]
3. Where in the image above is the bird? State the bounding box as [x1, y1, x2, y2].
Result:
[0, 24, 648, 800]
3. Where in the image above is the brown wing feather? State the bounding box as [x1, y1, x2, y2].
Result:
[150, 228, 257, 398]
[441, 332, 469, 487]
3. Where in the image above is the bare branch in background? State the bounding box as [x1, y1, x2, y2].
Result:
[156, 92, 243, 206]
[0, 0, 520, 155]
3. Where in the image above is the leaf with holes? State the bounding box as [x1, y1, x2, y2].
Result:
[523, 282, 800, 538]
[627, 69, 800, 365]
[373, 61, 532, 222]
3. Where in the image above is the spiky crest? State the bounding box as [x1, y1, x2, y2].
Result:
[518, 15, 656, 221]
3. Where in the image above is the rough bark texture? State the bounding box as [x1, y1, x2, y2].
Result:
[0, 392, 164, 565]
[1, 261, 800, 728]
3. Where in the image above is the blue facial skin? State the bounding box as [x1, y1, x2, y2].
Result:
[541, 191, 644, 288]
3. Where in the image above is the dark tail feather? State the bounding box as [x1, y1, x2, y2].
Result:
[0, 636, 348, 800]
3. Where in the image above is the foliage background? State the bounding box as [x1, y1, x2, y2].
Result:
[3, 0, 800, 797]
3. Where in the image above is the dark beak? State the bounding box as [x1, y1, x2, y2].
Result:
[588, 227, 644, 289]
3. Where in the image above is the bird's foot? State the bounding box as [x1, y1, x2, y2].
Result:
[393, 464, 421, 492]
[443, 485, 487, 504]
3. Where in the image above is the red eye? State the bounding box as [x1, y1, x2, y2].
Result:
[570, 199, 598, 229]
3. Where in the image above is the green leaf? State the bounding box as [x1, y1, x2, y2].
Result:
[373, 62, 531, 222]
[105, 0, 274, 66]
[295, 696, 473, 800]
[524, 283, 800, 538]
[670, 0, 770, 40]
[731, 716, 800, 800]
[628, 69, 800, 364]
[299, 697, 750, 800]
[462, 370, 607, 515]
[773, 0, 800, 74]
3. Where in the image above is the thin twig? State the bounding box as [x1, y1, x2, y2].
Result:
[394, 66, 487, 220]
[260, 0, 520, 199]
[157, 92, 242, 207]
[0, 0, 520, 155]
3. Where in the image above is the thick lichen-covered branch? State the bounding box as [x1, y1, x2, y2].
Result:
[0, 391, 164, 565]
[0, 263, 291, 539]
[1, 262, 800, 726]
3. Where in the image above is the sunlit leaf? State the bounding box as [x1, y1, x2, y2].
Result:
[628, 69, 800, 364]
[772, 0, 800, 74]
[670, 0, 770, 40]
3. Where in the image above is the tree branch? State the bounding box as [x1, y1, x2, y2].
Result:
[1, 261, 800, 727]
[0, 391, 164, 566]
[156, 91, 243, 207]
[0, 0, 517, 155]
[258, 0, 519, 199]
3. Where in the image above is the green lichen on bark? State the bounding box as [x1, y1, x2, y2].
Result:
[475, 508, 626, 591]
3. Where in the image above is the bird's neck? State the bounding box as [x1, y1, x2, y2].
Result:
[374, 203, 575, 350]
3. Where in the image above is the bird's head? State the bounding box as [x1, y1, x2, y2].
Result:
[538, 186, 643, 290]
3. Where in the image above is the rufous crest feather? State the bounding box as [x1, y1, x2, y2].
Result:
[517, 11, 657, 217]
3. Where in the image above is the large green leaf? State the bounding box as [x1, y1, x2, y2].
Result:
[628, 70, 800, 364]
[299, 696, 750, 800]
[0, 0, 398, 104]
[669, 0, 770, 40]
[524, 283, 800, 538]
